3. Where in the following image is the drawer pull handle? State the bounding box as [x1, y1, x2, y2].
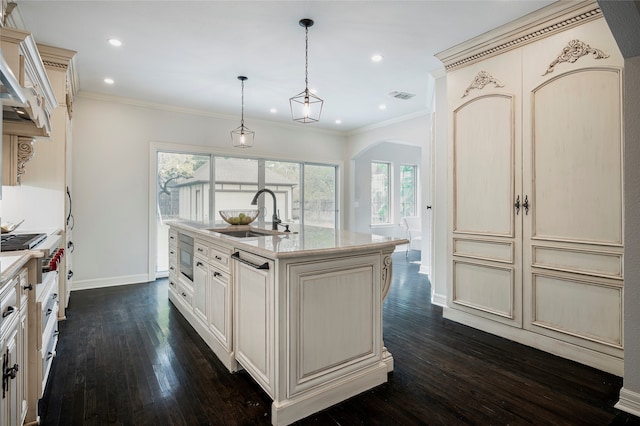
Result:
[47, 351, 56, 360]
[181, 292, 187, 297]
[68, 241, 75, 253]
[54, 331, 60, 337]
[170, 281, 176, 287]
[231, 252, 269, 270]
[46, 309, 53, 317]
[197, 248, 204, 252]
[23, 283, 33, 291]
[2, 306, 15, 318]
[215, 255, 223, 261]
[197, 262, 204, 267]
[67, 270, 74, 280]
[53, 293, 58, 300]
[213, 271, 221, 277]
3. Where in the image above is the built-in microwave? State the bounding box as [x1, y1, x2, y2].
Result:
[178, 233, 194, 282]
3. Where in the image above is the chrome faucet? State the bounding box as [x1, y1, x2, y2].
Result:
[251, 188, 281, 230]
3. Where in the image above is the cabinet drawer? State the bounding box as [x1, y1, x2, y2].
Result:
[176, 281, 193, 306]
[168, 252, 178, 276]
[1, 277, 19, 334]
[210, 246, 230, 272]
[169, 229, 178, 247]
[18, 267, 29, 306]
[40, 300, 59, 351]
[195, 240, 209, 259]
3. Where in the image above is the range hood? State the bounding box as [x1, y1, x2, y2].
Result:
[1, 28, 56, 138]
[0, 51, 26, 104]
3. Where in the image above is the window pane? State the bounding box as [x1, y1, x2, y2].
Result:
[371, 162, 390, 224]
[266, 161, 300, 224]
[156, 152, 210, 272]
[214, 157, 259, 221]
[304, 164, 336, 228]
[400, 165, 417, 217]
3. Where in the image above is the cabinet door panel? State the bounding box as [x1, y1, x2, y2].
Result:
[193, 261, 208, 322]
[208, 269, 230, 349]
[530, 69, 622, 244]
[453, 95, 515, 236]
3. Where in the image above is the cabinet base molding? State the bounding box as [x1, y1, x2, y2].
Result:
[271, 362, 388, 426]
[168, 290, 237, 373]
[615, 388, 640, 417]
[443, 307, 623, 376]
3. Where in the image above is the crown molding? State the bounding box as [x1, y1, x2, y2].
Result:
[347, 109, 431, 136]
[38, 43, 79, 98]
[436, 0, 602, 71]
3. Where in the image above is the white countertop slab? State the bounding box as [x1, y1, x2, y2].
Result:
[169, 220, 408, 259]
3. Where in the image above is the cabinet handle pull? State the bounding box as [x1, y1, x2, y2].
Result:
[514, 195, 520, 215]
[213, 271, 221, 277]
[23, 283, 33, 291]
[67, 241, 75, 253]
[46, 309, 52, 317]
[523, 195, 530, 215]
[197, 248, 204, 252]
[2, 306, 15, 318]
[231, 252, 269, 270]
[47, 351, 56, 360]
[197, 262, 204, 267]
[181, 292, 187, 297]
[67, 270, 74, 280]
[170, 281, 176, 287]
[214, 255, 222, 261]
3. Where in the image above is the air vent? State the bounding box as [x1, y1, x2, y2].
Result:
[388, 91, 416, 100]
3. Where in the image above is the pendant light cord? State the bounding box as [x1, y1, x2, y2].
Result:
[305, 25, 309, 93]
[240, 78, 245, 127]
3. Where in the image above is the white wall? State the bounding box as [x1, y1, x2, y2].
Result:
[71, 94, 346, 289]
[431, 69, 448, 307]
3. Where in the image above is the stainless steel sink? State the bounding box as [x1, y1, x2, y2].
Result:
[212, 229, 293, 238]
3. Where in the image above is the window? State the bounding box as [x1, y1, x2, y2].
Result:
[371, 162, 391, 224]
[154, 149, 338, 275]
[400, 164, 417, 217]
[304, 164, 336, 228]
[156, 152, 210, 271]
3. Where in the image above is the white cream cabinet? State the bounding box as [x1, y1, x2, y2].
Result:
[437, 1, 625, 374]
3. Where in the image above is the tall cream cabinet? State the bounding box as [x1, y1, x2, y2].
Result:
[436, 1, 624, 375]
[34, 44, 77, 319]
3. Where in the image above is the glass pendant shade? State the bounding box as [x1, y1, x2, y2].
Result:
[290, 88, 323, 123]
[290, 18, 323, 123]
[231, 76, 254, 148]
[231, 124, 254, 148]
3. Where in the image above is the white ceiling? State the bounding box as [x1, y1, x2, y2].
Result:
[14, 0, 555, 132]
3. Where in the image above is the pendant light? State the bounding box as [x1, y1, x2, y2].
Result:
[231, 76, 254, 148]
[290, 18, 323, 123]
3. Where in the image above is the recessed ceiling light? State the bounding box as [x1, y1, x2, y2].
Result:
[378, 104, 387, 110]
[270, 108, 277, 114]
[104, 78, 115, 85]
[335, 119, 342, 124]
[371, 54, 383, 63]
[108, 38, 122, 47]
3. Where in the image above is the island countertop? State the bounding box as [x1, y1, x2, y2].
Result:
[167, 220, 408, 259]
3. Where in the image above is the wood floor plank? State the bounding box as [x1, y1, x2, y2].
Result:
[38, 251, 640, 425]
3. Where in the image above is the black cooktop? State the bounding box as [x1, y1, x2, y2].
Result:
[0, 233, 47, 252]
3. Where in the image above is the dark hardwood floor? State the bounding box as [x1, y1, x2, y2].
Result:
[39, 251, 640, 425]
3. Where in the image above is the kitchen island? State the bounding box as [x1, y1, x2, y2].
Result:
[167, 220, 407, 426]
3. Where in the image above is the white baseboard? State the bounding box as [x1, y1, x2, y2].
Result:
[431, 292, 447, 307]
[71, 273, 152, 291]
[616, 388, 640, 417]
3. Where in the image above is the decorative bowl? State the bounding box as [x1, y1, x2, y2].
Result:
[219, 209, 260, 225]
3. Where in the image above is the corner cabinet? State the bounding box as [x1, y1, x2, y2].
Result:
[437, 1, 625, 374]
